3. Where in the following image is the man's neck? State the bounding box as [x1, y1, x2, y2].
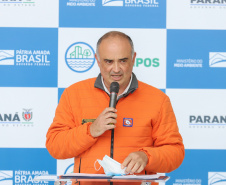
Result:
[101, 76, 133, 98]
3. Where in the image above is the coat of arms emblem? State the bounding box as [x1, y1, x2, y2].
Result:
[22, 109, 32, 121]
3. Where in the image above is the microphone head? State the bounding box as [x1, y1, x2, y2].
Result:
[110, 82, 119, 93]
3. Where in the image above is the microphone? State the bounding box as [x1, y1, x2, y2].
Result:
[109, 82, 119, 108]
[108, 82, 119, 126]
[109, 82, 119, 159]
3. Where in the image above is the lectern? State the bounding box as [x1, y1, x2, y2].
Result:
[34, 173, 170, 185]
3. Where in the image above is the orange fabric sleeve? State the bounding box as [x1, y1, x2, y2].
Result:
[139, 96, 185, 173]
[45, 88, 97, 159]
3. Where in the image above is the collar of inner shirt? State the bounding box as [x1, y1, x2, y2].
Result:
[101, 75, 133, 100]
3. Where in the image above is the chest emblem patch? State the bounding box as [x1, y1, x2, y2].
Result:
[123, 118, 133, 127]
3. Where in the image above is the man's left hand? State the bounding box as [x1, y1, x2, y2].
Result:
[121, 151, 148, 174]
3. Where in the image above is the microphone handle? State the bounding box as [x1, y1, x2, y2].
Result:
[109, 92, 117, 108]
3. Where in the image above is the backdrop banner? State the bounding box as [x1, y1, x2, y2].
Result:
[0, 0, 225, 185]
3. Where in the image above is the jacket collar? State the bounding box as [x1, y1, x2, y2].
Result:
[94, 73, 138, 98]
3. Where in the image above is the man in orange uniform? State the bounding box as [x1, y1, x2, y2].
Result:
[46, 31, 185, 185]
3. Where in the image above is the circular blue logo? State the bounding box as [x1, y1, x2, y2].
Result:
[65, 42, 95, 73]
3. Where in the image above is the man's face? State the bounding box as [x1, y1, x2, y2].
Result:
[95, 36, 136, 93]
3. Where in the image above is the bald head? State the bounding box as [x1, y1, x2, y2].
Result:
[95, 31, 136, 95]
[96, 31, 134, 59]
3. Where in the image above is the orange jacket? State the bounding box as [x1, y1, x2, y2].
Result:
[46, 74, 184, 185]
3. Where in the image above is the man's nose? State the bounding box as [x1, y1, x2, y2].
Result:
[113, 62, 120, 73]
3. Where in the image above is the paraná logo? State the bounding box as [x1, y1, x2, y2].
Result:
[0, 108, 33, 126]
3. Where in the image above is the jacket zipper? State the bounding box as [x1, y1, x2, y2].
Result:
[78, 158, 81, 185]
[79, 157, 81, 173]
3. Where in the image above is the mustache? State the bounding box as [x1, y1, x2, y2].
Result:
[110, 72, 123, 75]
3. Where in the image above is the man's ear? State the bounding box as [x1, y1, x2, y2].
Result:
[132, 52, 137, 65]
[95, 54, 100, 67]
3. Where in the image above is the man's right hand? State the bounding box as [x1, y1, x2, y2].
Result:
[90, 107, 117, 137]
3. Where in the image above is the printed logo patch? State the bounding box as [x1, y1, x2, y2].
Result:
[82, 119, 96, 125]
[123, 118, 133, 127]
